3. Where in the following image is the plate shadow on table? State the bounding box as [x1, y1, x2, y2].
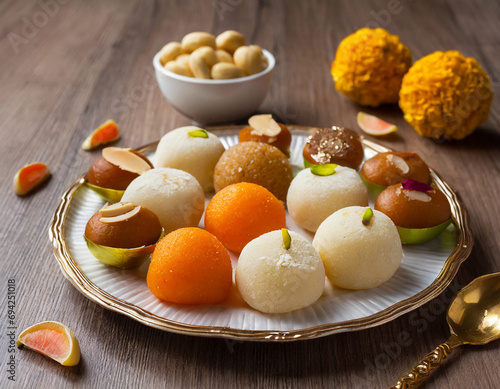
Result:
[428, 126, 500, 152]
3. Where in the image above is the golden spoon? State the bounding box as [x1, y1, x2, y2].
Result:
[391, 272, 500, 388]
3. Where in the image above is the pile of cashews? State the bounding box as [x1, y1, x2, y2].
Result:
[159, 30, 269, 80]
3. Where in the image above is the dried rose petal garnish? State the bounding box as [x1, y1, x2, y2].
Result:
[401, 179, 433, 192]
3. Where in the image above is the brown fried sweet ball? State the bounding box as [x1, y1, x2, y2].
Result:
[303, 127, 364, 170]
[238, 123, 292, 157]
[88, 150, 153, 190]
[213, 141, 293, 202]
[361, 152, 430, 187]
[85, 204, 162, 248]
[375, 183, 451, 229]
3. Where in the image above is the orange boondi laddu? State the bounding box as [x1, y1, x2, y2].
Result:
[204, 182, 287, 253]
[147, 227, 232, 305]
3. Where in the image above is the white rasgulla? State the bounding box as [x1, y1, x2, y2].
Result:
[287, 165, 368, 232]
[236, 230, 325, 313]
[155, 126, 225, 192]
[313, 206, 402, 290]
[121, 168, 204, 234]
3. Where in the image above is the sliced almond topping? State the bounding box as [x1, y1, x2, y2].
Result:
[100, 205, 141, 224]
[387, 154, 410, 174]
[405, 190, 432, 202]
[102, 148, 151, 175]
[99, 202, 135, 218]
[248, 114, 282, 137]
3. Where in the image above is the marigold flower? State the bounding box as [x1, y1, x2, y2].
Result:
[331, 28, 412, 107]
[399, 51, 493, 140]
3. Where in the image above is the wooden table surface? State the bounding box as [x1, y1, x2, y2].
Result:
[1, 0, 499, 387]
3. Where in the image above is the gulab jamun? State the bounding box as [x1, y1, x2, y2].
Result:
[361, 152, 430, 187]
[303, 126, 364, 169]
[87, 147, 153, 190]
[374, 180, 451, 229]
[239, 115, 291, 157]
[85, 202, 162, 249]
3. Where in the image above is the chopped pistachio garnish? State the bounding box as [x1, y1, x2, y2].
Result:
[188, 129, 209, 138]
[282, 228, 291, 250]
[310, 163, 338, 176]
[362, 208, 374, 226]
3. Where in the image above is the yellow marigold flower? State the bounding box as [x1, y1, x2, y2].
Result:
[331, 28, 412, 107]
[399, 51, 493, 140]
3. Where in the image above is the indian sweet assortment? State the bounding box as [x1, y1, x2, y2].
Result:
[16, 26, 492, 365]
[80, 112, 455, 314]
[80, 111, 455, 313]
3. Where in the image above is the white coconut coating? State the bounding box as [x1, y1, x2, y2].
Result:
[236, 230, 325, 313]
[121, 168, 204, 234]
[287, 166, 368, 232]
[313, 206, 402, 290]
[155, 126, 225, 192]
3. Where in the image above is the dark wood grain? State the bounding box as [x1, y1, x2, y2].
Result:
[1, 0, 499, 387]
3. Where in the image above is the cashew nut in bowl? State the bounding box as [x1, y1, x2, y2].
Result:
[189, 46, 218, 79]
[165, 61, 194, 78]
[215, 30, 246, 54]
[181, 32, 216, 53]
[175, 54, 191, 69]
[211, 63, 245, 79]
[233, 45, 268, 76]
[159, 42, 183, 66]
[215, 50, 233, 64]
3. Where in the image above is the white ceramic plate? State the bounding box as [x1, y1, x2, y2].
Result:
[49, 126, 473, 341]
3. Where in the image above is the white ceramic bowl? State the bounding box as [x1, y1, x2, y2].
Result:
[153, 49, 275, 125]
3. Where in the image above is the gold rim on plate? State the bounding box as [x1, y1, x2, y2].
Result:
[48, 126, 473, 341]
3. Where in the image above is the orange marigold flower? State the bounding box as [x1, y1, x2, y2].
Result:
[399, 51, 493, 140]
[331, 28, 412, 107]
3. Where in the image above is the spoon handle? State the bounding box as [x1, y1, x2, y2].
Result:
[389, 342, 453, 389]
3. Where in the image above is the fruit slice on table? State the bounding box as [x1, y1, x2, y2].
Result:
[17, 321, 81, 366]
[81, 119, 120, 150]
[13, 162, 51, 196]
[357, 112, 397, 136]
